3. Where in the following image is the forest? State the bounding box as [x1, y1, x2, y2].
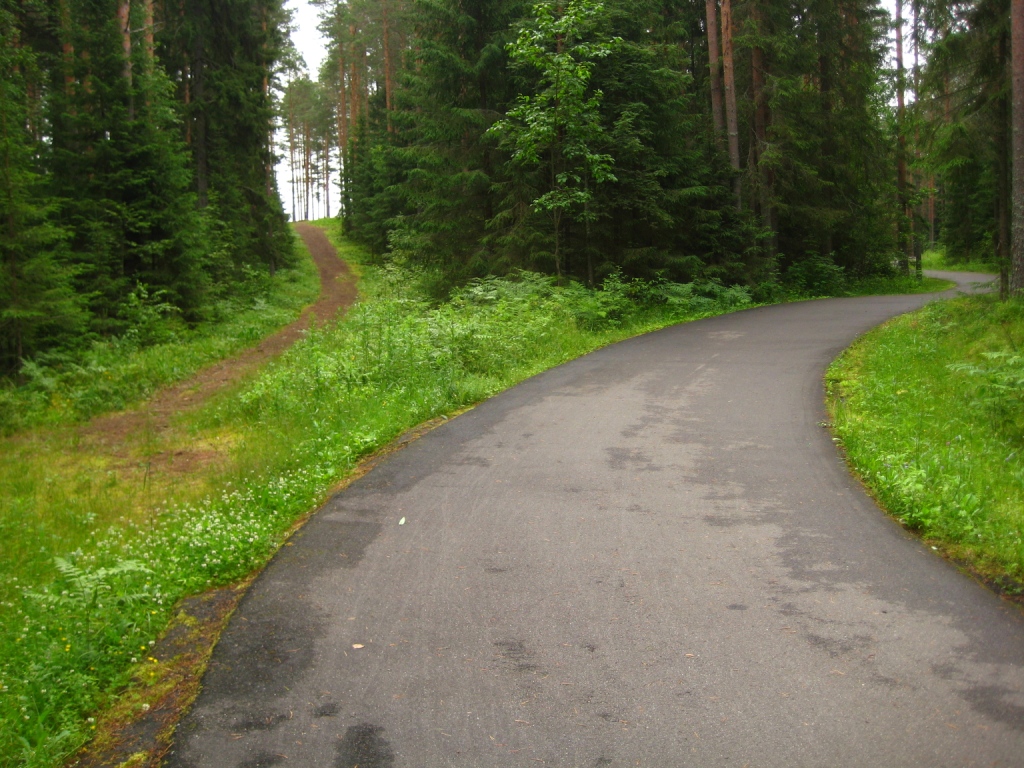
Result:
[2, 0, 1024, 380]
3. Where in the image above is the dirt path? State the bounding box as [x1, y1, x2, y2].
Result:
[82, 223, 356, 448]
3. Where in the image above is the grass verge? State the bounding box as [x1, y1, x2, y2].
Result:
[827, 294, 1024, 588]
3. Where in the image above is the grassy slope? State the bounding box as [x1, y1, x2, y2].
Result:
[920, 248, 1000, 275]
[828, 294, 1024, 585]
[0, 234, 320, 435]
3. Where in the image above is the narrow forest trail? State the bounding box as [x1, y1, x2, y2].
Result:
[79, 223, 356, 458]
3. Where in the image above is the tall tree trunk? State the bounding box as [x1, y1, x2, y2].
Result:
[705, 0, 725, 143]
[896, 0, 909, 274]
[142, 0, 154, 71]
[325, 143, 331, 219]
[751, 0, 774, 252]
[338, 51, 349, 155]
[913, 0, 923, 279]
[59, 0, 75, 96]
[382, 0, 394, 132]
[190, 1, 208, 208]
[117, 0, 134, 118]
[1012, 0, 1024, 295]
[997, 31, 1011, 298]
[721, 0, 741, 208]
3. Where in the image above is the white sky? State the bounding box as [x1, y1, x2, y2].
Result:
[277, 0, 327, 220]
[288, 0, 327, 77]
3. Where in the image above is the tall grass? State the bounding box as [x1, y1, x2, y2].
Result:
[828, 294, 1024, 581]
[0, 236, 756, 767]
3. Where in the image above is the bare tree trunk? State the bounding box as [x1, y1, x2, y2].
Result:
[1012, 0, 1024, 294]
[382, 0, 394, 132]
[117, 0, 134, 118]
[705, 0, 725, 142]
[751, 0, 774, 253]
[913, 0, 923, 280]
[325, 143, 331, 219]
[338, 52, 349, 154]
[896, 0, 909, 274]
[997, 31, 1011, 298]
[190, 0, 208, 208]
[142, 0, 154, 69]
[59, 0, 75, 97]
[721, 0, 741, 208]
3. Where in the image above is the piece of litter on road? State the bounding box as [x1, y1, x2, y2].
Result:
[352, 644, 364, 649]
[399, 517, 406, 525]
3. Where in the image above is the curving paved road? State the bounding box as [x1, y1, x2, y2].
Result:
[168, 272, 1024, 767]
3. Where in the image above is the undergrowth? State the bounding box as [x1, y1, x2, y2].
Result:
[828, 294, 1024, 582]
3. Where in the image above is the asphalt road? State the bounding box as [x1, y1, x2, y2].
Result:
[168, 272, 1024, 768]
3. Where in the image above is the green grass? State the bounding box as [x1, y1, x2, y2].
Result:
[0, 234, 319, 436]
[828, 294, 1024, 583]
[920, 247, 1000, 275]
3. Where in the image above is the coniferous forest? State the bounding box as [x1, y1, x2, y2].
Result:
[282, 0, 1024, 297]
[5, 0, 1024, 380]
[0, 0, 292, 377]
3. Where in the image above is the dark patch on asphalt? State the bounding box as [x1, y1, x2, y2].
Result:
[960, 684, 1024, 730]
[494, 639, 542, 673]
[334, 723, 396, 768]
[605, 446, 662, 472]
[230, 711, 289, 732]
[199, 606, 322, 703]
[727, 604, 748, 610]
[593, 757, 614, 766]
[453, 455, 491, 467]
[314, 701, 341, 717]
[237, 751, 286, 768]
[804, 633, 873, 659]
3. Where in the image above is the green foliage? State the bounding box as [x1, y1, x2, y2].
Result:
[828, 294, 1024, 579]
[0, 0, 292, 376]
[0, 1, 88, 374]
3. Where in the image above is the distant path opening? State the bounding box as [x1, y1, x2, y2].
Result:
[83, 222, 357, 444]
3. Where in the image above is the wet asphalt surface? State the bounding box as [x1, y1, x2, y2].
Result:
[167, 272, 1024, 767]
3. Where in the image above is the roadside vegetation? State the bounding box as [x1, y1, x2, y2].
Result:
[828, 294, 1024, 586]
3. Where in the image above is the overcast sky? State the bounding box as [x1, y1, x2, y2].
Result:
[288, 0, 327, 77]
